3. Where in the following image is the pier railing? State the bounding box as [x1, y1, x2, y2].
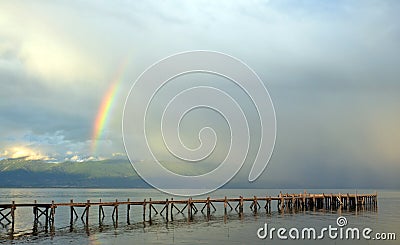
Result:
[0, 191, 377, 236]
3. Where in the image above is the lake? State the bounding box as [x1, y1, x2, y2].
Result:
[0, 188, 399, 244]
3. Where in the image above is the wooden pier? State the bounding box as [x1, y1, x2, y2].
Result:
[0, 191, 377, 237]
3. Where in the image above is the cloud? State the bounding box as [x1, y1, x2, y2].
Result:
[0, 0, 399, 188]
[19, 35, 100, 82]
[0, 2, 107, 83]
[0, 146, 52, 161]
[0, 131, 99, 162]
[65, 155, 105, 163]
[112, 152, 127, 158]
[22, 131, 67, 145]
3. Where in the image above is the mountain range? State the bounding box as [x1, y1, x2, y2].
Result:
[0, 158, 149, 188]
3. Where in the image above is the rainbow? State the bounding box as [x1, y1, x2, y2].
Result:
[91, 59, 129, 154]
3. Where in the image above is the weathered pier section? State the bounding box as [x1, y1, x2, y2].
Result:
[0, 191, 377, 236]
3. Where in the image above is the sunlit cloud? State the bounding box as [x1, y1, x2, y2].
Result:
[0, 2, 104, 83]
[19, 36, 101, 82]
[0, 146, 52, 161]
[112, 152, 126, 157]
[65, 155, 106, 163]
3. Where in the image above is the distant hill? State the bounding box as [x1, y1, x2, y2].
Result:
[0, 158, 269, 189]
[0, 158, 149, 188]
[0, 158, 226, 188]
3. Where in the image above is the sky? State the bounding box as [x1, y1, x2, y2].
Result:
[0, 0, 399, 188]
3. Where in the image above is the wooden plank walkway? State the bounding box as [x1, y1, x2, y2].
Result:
[0, 191, 377, 237]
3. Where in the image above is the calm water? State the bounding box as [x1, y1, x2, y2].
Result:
[0, 188, 399, 244]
